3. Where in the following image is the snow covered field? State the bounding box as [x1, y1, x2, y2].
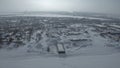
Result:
[0, 47, 120, 68]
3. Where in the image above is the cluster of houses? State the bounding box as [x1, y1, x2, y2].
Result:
[44, 21, 92, 54]
[93, 24, 120, 42]
[0, 17, 46, 49]
[0, 16, 120, 55]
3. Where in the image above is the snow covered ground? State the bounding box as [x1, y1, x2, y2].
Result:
[0, 47, 120, 68]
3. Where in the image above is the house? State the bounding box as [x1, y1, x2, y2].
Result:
[56, 43, 65, 54]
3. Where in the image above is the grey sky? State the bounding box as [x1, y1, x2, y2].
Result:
[0, 0, 120, 15]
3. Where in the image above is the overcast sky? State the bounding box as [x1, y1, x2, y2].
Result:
[0, 0, 120, 15]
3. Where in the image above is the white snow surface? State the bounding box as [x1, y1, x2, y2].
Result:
[0, 45, 120, 68]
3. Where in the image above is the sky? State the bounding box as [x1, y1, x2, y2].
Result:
[0, 0, 120, 15]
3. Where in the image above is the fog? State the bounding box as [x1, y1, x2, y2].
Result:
[0, 0, 120, 15]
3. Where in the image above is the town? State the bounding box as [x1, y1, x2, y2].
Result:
[0, 15, 120, 55]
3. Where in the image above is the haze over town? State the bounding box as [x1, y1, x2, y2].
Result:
[0, 0, 120, 15]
